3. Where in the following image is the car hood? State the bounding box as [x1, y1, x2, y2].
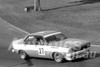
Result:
[50, 38, 90, 48]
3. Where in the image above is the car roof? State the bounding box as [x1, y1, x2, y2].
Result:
[30, 31, 61, 37]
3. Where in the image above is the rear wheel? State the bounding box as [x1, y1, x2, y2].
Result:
[53, 53, 64, 63]
[19, 50, 29, 60]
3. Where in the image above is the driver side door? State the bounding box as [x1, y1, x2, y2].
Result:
[34, 37, 48, 58]
[23, 35, 38, 57]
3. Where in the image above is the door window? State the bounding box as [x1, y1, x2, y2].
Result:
[24, 35, 38, 45]
[36, 36, 45, 45]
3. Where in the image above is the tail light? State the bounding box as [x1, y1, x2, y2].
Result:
[11, 49, 15, 52]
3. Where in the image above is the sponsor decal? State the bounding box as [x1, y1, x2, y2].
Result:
[38, 48, 45, 55]
[72, 51, 96, 59]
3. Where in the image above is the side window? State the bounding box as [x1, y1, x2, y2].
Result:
[45, 35, 56, 43]
[36, 37, 45, 45]
[24, 35, 37, 45]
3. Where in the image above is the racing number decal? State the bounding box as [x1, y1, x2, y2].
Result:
[38, 48, 45, 55]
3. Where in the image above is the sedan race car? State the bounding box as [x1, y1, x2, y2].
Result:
[8, 31, 92, 62]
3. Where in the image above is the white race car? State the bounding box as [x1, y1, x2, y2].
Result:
[8, 31, 91, 62]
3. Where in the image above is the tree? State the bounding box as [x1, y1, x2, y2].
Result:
[34, 0, 41, 11]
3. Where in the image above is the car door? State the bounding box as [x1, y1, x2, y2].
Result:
[34, 36, 51, 58]
[23, 35, 38, 57]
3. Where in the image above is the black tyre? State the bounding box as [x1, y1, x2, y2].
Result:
[53, 53, 64, 63]
[19, 50, 28, 60]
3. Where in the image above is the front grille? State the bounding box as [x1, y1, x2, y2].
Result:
[72, 43, 90, 52]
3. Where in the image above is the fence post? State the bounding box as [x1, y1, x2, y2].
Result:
[34, 0, 41, 11]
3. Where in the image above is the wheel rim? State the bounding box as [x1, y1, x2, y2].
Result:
[20, 51, 26, 59]
[54, 53, 63, 62]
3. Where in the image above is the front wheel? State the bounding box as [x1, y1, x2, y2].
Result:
[53, 53, 64, 63]
[19, 50, 29, 60]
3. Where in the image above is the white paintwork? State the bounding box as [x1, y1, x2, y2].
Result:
[12, 39, 69, 53]
[11, 31, 92, 61]
[12, 38, 90, 61]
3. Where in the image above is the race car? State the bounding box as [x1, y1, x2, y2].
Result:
[8, 31, 91, 63]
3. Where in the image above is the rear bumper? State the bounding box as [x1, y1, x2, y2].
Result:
[65, 48, 90, 61]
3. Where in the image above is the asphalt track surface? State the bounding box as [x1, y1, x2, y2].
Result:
[0, 18, 100, 67]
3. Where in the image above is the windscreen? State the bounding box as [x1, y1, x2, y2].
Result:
[45, 33, 67, 43]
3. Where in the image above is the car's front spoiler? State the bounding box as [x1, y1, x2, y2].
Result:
[65, 48, 91, 61]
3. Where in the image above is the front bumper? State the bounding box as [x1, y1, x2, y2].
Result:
[65, 48, 90, 61]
